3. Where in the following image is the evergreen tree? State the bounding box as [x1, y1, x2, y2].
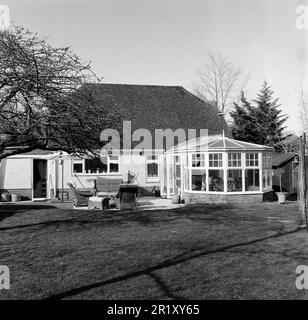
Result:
[231, 92, 260, 143]
[230, 82, 288, 152]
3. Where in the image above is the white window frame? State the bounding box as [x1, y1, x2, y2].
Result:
[146, 154, 159, 182]
[245, 153, 259, 167]
[192, 153, 206, 168]
[72, 160, 84, 174]
[209, 153, 223, 168]
[228, 153, 242, 168]
[176, 151, 267, 195]
[108, 155, 120, 173]
[72, 155, 120, 175]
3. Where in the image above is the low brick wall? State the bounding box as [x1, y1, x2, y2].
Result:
[183, 191, 273, 204]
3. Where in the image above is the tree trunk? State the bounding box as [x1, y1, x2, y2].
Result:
[298, 133, 307, 227]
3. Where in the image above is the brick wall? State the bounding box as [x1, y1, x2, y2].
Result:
[183, 191, 273, 204]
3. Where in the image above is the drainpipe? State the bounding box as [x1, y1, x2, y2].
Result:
[59, 151, 64, 203]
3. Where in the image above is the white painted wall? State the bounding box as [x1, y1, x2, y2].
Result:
[0, 158, 32, 189]
[120, 152, 163, 187]
[0, 151, 165, 196]
[60, 152, 164, 190]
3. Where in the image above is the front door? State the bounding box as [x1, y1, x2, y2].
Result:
[33, 159, 47, 198]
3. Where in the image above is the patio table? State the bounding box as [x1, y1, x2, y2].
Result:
[88, 196, 110, 210]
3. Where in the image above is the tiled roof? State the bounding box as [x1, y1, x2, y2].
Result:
[82, 83, 230, 143]
[272, 152, 298, 168]
[1, 147, 56, 157]
[19, 149, 56, 155]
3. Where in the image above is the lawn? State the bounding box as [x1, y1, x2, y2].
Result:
[0, 200, 308, 300]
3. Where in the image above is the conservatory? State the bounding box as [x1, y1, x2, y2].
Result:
[161, 135, 274, 204]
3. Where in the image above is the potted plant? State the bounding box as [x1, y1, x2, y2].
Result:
[172, 182, 181, 204]
[172, 193, 181, 204]
[154, 187, 160, 197]
[275, 167, 288, 204]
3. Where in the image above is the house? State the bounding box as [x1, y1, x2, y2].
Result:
[0, 84, 229, 201]
[272, 152, 299, 194]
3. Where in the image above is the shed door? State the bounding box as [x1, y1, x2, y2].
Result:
[33, 159, 47, 198]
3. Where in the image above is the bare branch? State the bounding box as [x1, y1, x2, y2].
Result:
[192, 52, 245, 115]
[0, 25, 120, 159]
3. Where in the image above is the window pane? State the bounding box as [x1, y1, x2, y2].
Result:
[262, 154, 266, 167]
[192, 153, 205, 167]
[175, 161, 181, 193]
[73, 163, 83, 173]
[110, 163, 119, 173]
[267, 170, 271, 187]
[85, 158, 107, 173]
[163, 157, 167, 194]
[168, 158, 174, 195]
[246, 153, 259, 167]
[262, 169, 266, 188]
[184, 168, 189, 190]
[228, 153, 241, 167]
[227, 170, 242, 192]
[147, 162, 158, 177]
[209, 153, 222, 167]
[245, 169, 260, 191]
[191, 169, 206, 191]
[262, 168, 271, 189]
[209, 170, 224, 192]
[183, 154, 188, 167]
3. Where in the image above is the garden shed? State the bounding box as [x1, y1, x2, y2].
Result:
[272, 152, 299, 195]
[161, 135, 274, 204]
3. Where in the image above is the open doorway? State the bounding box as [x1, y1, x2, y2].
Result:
[33, 159, 47, 199]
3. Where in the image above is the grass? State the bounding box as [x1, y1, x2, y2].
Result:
[0, 200, 308, 300]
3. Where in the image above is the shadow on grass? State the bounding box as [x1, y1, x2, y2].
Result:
[0, 218, 98, 231]
[148, 271, 184, 300]
[0, 204, 58, 223]
[0, 204, 235, 231]
[44, 226, 305, 300]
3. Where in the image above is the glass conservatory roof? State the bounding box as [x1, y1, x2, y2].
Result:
[165, 135, 273, 154]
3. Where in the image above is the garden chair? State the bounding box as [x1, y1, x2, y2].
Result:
[118, 184, 139, 210]
[95, 177, 122, 208]
[67, 183, 94, 207]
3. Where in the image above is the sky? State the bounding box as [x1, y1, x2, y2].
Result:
[2, 0, 308, 134]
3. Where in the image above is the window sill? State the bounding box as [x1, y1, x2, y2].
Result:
[146, 177, 159, 183]
[72, 173, 121, 176]
[183, 190, 264, 195]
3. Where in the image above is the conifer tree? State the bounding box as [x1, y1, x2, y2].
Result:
[230, 82, 288, 151]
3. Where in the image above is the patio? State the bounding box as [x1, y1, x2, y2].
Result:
[47, 196, 185, 211]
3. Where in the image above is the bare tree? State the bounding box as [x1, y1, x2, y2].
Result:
[0, 26, 121, 160]
[278, 133, 299, 153]
[192, 52, 246, 115]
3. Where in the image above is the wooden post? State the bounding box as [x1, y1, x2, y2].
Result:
[305, 133, 308, 231]
[298, 133, 307, 228]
